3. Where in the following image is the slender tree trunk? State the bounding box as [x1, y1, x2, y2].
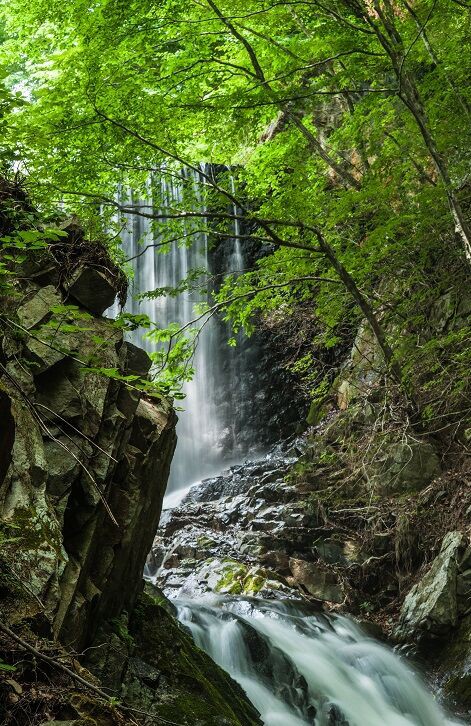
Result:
[312, 227, 404, 387]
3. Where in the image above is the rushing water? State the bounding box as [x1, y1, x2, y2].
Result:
[117, 169, 462, 726]
[176, 597, 460, 726]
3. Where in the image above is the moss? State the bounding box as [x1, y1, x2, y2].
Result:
[213, 560, 277, 596]
[4, 504, 62, 556]
[128, 594, 260, 724]
[109, 615, 134, 648]
[243, 575, 265, 594]
[215, 562, 247, 594]
[196, 535, 216, 549]
[68, 693, 119, 726]
[306, 397, 330, 426]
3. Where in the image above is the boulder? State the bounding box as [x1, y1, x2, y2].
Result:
[65, 266, 117, 315]
[334, 320, 385, 408]
[365, 437, 440, 495]
[123, 341, 152, 376]
[289, 557, 344, 603]
[396, 531, 466, 641]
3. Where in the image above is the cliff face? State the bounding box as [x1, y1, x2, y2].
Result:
[0, 270, 177, 649]
[0, 218, 261, 725]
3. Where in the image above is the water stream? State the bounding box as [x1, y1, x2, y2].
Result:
[116, 170, 462, 725]
[176, 597, 460, 726]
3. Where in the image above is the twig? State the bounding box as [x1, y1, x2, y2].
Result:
[0, 621, 184, 725]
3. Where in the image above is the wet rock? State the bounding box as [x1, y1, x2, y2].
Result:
[437, 611, 471, 709]
[152, 438, 316, 599]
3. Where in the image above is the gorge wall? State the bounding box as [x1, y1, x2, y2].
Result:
[0, 201, 261, 725]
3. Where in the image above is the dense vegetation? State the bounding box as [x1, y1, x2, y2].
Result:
[0, 0, 470, 429]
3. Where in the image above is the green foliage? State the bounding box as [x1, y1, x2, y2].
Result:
[0, 0, 469, 417]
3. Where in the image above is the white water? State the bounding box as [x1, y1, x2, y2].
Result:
[176, 598, 461, 726]
[110, 166, 251, 496]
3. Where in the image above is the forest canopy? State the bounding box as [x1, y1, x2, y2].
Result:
[0, 0, 470, 416]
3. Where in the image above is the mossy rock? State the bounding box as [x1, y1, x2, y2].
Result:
[215, 561, 247, 594]
[121, 594, 261, 724]
[306, 397, 330, 427]
[435, 613, 471, 709]
[365, 436, 440, 495]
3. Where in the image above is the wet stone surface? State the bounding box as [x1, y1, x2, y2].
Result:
[148, 436, 347, 604]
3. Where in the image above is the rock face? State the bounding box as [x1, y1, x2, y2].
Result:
[396, 531, 470, 642]
[0, 251, 260, 725]
[1, 274, 177, 647]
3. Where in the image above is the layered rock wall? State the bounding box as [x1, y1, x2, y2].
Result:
[0, 263, 177, 649]
[0, 237, 261, 724]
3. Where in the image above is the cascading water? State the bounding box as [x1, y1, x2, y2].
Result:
[114, 170, 462, 726]
[176, 598, 461, 726]
[111, 166, 253, 498]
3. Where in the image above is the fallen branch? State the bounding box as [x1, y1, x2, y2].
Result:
[0, 621, 183, 725]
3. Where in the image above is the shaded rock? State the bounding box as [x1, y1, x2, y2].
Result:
[289, 558, 344, 603]
[396, 531, 466, 641]
[437, 613, 471, 709]
[88, 593, 262, 725]
[430, 289, 471, 334]
[365, 437, 440, 495]
[1, 287, 177, 650]
[16, 285, 62, 329]
[123, 341, 152, 376]
[334, 321, 385, 408]
[65, 266, 117, 315]
[25, 336, 66, 373]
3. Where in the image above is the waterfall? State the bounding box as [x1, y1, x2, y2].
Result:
[110, 166, 254, 496]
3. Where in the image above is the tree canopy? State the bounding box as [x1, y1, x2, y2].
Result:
[0, 0, 470, 418]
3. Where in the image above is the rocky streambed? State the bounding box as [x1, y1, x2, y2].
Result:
[148, 435, 334, 602]
[147, 435, 470, 725]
